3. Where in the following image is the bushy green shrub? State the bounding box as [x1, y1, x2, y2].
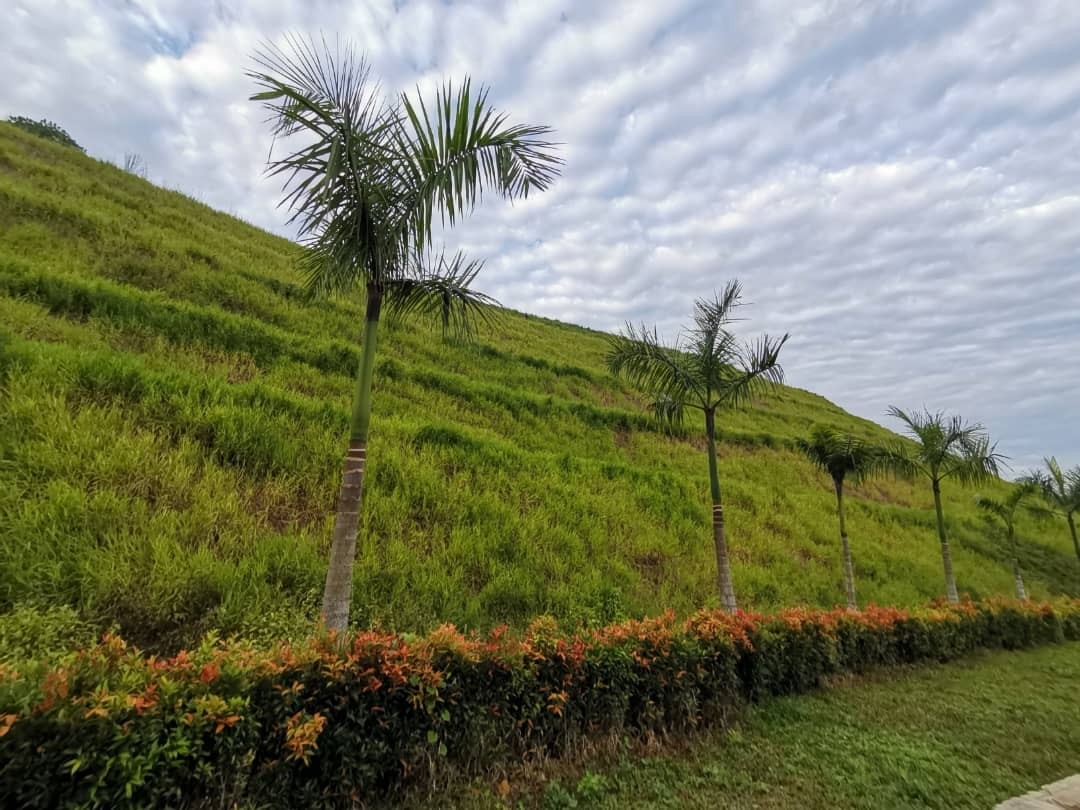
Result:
[1, 598, 1077, 808]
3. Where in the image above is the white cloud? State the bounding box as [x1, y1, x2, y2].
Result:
[4, 0, 1079, 472]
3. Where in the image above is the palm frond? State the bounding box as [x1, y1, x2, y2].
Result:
[794, 429, 828, 466]
[1045, 456, 1066, 493]
[941, 435, 1005, 485]
[885, 405, 920, 434]
[887, 406, 944, 458]
[606, 324, 705, 407]
[977, 480, 1039, 534]
[1043, 457, 1070, 501]
[1007, 479, 1040, 506]
[1013, 480, 1056, 523]
[382, 251, 498, 340]
[249, 35, 398, 233]
[845, 434, 889, 483]
[296, 213, 394, 297]
[693, 281, 744, 334]
[690, 282, 742, 380]
[975, 494, 1008, 523]
[715, 332, 789, 410]
[878, 441, 928, 481]
[649, 394, 686, 431]
[395, 79, 563, 243]
[251, 34, 384, 135]
[1023, 457, 1080, 514]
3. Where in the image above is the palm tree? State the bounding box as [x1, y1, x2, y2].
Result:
[975, 481, 1040, 599]
[882, 407, 1004, 603]
[606, 281, 789, 612]
[796, 426, 880, 609]
[249, 35, 561, 631]
[1021, 457, 1080, 562]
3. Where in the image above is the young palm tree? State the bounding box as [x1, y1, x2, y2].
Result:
[250, 36, 561, 631]
[606, 281, 789, 612]
[795, 426, 880, 609]
[882, 407, 1004, 603]
[1021, 457, 1080, 562]
[975, 481, 1040, 599]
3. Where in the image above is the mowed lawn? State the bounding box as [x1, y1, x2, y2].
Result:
[429, 643, 1080, 810]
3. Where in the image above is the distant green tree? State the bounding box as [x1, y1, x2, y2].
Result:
[975, 481, 1040, 599]
[882, 407, 1004, 603]
[6, 116, 84, 152]
[796, 426, 881, 609]
[1021, 457, 1080, 562]
[249, 35, 561, 632]
[606, 281, 788, 612]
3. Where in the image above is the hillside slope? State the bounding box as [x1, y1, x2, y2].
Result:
[0, 122, 1076, 649]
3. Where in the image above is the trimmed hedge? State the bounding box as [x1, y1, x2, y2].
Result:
[1, 599, 1078, 808]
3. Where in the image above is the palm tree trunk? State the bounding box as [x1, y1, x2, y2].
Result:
[1007, 528, 1026, 600]
[322, 286, 382, 633]
[1068, 513, 1080, 563]
[705, 409, 737, 613]
[834, 480, 857, 609]
[932, 479, 959, 603]
[1012, 560, 1027, 600]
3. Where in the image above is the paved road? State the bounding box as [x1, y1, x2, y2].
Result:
[998, 776, 1080, 809]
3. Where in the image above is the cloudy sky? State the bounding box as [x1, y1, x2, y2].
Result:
[5, 0, 1079, 471]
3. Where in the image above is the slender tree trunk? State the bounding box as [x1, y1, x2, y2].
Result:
[322, 286, 382, 633]
[1008, 528, 1027, 600]
[705, 409, 737, 612]
[1012, 560, 1027, 601]
[834, 479, 857, 610]
[932, 479, 959, 603]
[1068, 513, 1080, 563]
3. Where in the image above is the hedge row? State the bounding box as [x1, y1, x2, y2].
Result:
[2, 599, 1078, 808]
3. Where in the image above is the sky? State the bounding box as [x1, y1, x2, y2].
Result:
[4, 0, 1079, 473]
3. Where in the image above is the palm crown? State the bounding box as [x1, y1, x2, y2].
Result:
[1021, 457, 1080, 561]
[250, 34, 561, 309]
[1023, 457, 1080, 515]
[882, 407, 1004, 485]
[975, 481, 1039, 537]
[606, 281, 789, 426]
[796, 426, 880, 488]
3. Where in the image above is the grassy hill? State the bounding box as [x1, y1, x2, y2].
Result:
[0, 122, 1076, 651]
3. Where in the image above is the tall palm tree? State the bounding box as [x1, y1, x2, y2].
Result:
[606, 281, 789, 612]
[975, 481, 1040, 599]
[1021, 457, 1080, 562]
[882, 407, 1004, 603]
[796, 426, 880, 609]
[250, 36, 561, 631]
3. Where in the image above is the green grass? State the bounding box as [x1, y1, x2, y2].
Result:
[1, 121, 1078, 650]
[431, 642, 1080, 810]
